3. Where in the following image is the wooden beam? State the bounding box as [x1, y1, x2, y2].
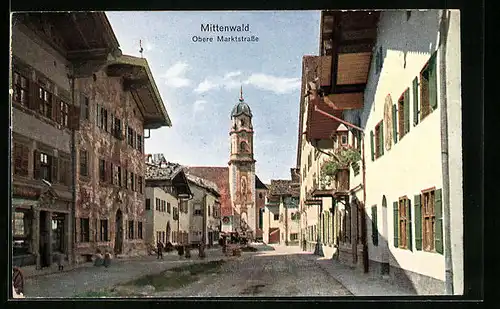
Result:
[332, 84, 366, 94]
[329, 13, 341, 94]
[71, 14, 90, 50]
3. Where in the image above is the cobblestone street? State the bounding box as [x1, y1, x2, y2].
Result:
[23, 244, 354, 298]
[154, 245, 351, 297]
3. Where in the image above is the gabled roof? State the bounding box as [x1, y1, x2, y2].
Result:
[186, 173, 220, 197]
[145, 161, 183, 181]
[268, 179, 300, 197]
[255, 175, 268, 190]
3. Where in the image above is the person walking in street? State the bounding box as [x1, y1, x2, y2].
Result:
[157, 240, 164, 259]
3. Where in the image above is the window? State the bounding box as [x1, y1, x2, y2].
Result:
[80, 150, 88, 177]
[117, 166, 122, 187]
[59, 101, 69, 127]
[124, 170, 129, 189]
[398, 89, 410, 139]
[113, 116, 122, 139]
[374, 121, 384, 158]
[308, 152, 312, 170]
[194, 204, 202, 216]
[371, 206, 378, 246]
[422, 190, 436, 252]
[128, 221, 134, 239]
[340, 133, 348, 146]
[173, 207, 179, 220]
[97, 106, 108, 131]
[137, 135, 143, 152]
[240, 119, 245, 126]
[138, 222, 143, 239]
[162, 200, 166, 212]
[145, 199, 151, 210]
[420, 53, 438, 120]
[394, 197, 412, 250]
[100, 220, 108, 242]
[80, 218, 90, 242]
[259, 193, 263, 199]
[138, 176, 143, 194]
[81, 96, 89, 120]
[99, 159, 106, 182]
[39, 87, 52, 119]
[167, 202, 171, 214]
[128, 126, 135, 147]
[35, 151, 52, 182]
[13, 143, 29, 176]
[273, 213, 279, 221]
[290, 233, 298, 241]
[130, 172, 135, 191]
[239, 141, 247, 153]
[156, 198, 160, 211]
[13, 71, 29, 106]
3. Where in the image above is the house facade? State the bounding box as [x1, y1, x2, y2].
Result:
[345, 10, 463, 295]
[263, 171, 300, 245]
[10, 12, 120, 269]
[72, 53, 170, 261]
[298, 9, 463, 295]
[186, 174, 221, 246]
[144, 156, 192, 248]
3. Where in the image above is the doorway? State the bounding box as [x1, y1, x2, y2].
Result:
[381, 196, 390, 275]
[39, 211, 50, 268]
[166, 221, 171, 243]
[114, 209, 123, 255]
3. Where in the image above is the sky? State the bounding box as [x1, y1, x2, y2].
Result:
[106, 11, 321, 183]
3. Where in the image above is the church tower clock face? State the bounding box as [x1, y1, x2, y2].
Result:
[229, 87, 256, 235]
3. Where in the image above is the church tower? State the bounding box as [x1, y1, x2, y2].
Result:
[228, 87, 256, 237]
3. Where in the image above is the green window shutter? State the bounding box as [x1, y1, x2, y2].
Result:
[413, 77, 419, 126]
[404, 88, 410, 134]
[392, 104, 398, 144]
[372, 206, 378, 246]
[370, 130, 374, 161]
[414, 194, 422, 250]
[379, 121, 384, 156]
[429, 52, 438, 111]
[393, 201, 399, 248]
[407, 199, 413, 251]
[434, 188, 444, 254]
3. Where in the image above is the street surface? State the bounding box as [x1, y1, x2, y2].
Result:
[24, 244, 351, 298]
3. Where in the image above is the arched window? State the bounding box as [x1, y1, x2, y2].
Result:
[240, 141, 248, 152]
[240, 119, 245, 127]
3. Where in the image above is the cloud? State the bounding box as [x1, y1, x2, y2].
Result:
[162, 62, 191, 88]
[244, 74, 301, 94]
[194, 71, 300, 95]
[193, 99, 207, 113]
[194, 71, 242, 94]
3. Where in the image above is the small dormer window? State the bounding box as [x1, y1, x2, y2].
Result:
[341, 134, 348, 146]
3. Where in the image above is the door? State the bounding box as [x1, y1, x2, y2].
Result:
[166, 222, 171, 243]
[114, 209, 123, 255]
[39, 211, 50, 267]
[269, 228, 280, 244]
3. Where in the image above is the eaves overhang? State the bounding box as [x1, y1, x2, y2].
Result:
[105, 55, 172, 129]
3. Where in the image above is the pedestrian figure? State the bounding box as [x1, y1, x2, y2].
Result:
[104, 252, 112, 267]
[157, 241, 164, 259]
[94, 249, 104, 267]
[55, 252, 66, 271]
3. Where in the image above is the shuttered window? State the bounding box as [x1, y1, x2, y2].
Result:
[80, 218, 90, 242]
[374, 121, 383, 159]
[370, 130, 374, 161]
[392, 104, 398, 144]
[34, 151, 54, 182]
[420, 52, 438, 120]
[38, 87, 52, 119]
[13, 143, 29, 176]
[99, 159, 106, 182]
[80, 95, 89, 121]
[397, 197, 412, 250]
[413, 77, 420, 126]
[59, 100, 69, 127]
[80, 150, 88, 177]
[371, 205, 378, 246]
[398, 89, 410, 140]
[414, 194, 422, 250]
[393, 201, 399, 248]
[421, 188, 443, 254]
[12, 71, 29, 106]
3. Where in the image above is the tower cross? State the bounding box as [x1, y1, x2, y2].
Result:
[239, 85, 244, 102]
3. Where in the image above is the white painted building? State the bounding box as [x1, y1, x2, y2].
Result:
[343, 10, 463, 295]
